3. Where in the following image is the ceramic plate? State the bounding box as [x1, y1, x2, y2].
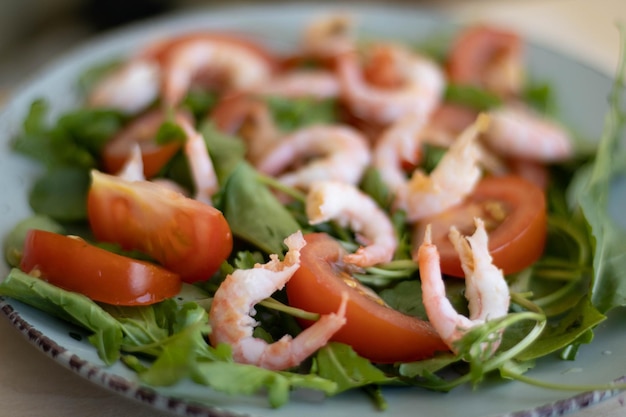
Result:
[1, 4, 625, 417]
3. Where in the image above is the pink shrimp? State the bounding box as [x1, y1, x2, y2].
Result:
[160, 37, 273, 106]
[306, 180, 397, 267]
[337, 43, 445, 125]
[395, 114, 489, 222]
[484, 105, 574, 162]
[255, 125, 371, 191]
[208, 231, 347, 370]
[252, 70, 341, 99]
[88, 60, 160, 114]
[417, 219, 510, 354]
[179, 117, 219, 205]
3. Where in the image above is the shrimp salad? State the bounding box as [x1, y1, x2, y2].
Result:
[2, 12, 626, 411]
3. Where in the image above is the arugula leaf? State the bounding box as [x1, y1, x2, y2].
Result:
[28, 166, 91, 221]
[264, 96, 338, 132]
[221, 162, 301, 255]
[443, 84, 503, 111]
[12, 99, 125, 170]
[313, 342, 396, 393]
[199, 121, 247, 184]
[192, 361, 337, 408]
[568, 33, 626, 313]
[0, 269, 123, 365]
[515, 297, 605, 361]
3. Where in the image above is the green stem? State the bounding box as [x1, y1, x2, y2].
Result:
[259, 297, 320, 321]
[256, 173, 307, 203]
[503, 368, 626, 392]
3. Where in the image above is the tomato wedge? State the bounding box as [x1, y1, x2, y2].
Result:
[19, 230, 181, 305]
[87, 170, 233, 283]
[447, 24, 523, 96]
[413, 175, 547, 277]
[286, 233, 448, 363]
[102, 109, 189, 178]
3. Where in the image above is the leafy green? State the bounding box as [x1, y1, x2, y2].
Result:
[567, 35, 626, 313]
[515, 297, 605, 361]
[220, 162, 301, 254]
[12, 99, 125, 169]
[192, 361, 337, 408]
[200, 121, 247, 184]
[264, 96, 338, 132]
[28, 166, 91, 221]
[0, 269, 123, 365]
[314, 342, 397, 393]
[443, 84, 503, 111]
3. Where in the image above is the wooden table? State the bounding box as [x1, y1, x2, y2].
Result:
[1, 0, 625, 416]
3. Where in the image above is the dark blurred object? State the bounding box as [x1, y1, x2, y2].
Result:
[81, 0, 175, 30]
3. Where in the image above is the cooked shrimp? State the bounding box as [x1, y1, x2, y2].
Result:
[161, 38, 273, 106]
[256, 125, 370, 191]
[111, 109, 219, 203]
[209, 231, 347, 370]
[303, 14, 355, 58]
[252, 70, 341, 99]
[116, 144, 145, 182]
[372, 113, 465, 194]
[417, 219, 510, 354]
[395, 114, 489, 223]
[179, 117, 219, 205]
[337, 43, 445, 125]
[88, 60, 160, 114]
[306, 181, 396, 267]
[484, 105, 574, 162]
[115, 143, 189, 194]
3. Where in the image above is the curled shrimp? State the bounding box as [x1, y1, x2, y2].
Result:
[306, 180, 397, 267]
[256, 125, 371, 191]
[417, 219, 510, 354]
[115, 143, 190, 194]
[111, 115, 217, 202]
[160, 37, 273, 106]
[88, 60, 160, 114]
[337, 43, 445, 125]
[395, 114, 489, 223]
[484, 105, 574, 162]
[209, 231, 347, 370]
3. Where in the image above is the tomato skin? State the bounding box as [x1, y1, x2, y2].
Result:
[413, 175, 547, 277]
[87, 170, 233, 283]
[19, 230, 181, 305]
[286, 233, 448, 363]
[447, 25, 522, 96]
[102, 109, 187, 178]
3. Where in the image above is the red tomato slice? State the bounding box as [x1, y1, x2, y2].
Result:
[19, 230, 181, 305]
[412, 175, 547, 277]
[286, 233, 448, 363]
[87, 170, 233, 283]
[447, 25, 523, 96]
[102, 109, 189, 178]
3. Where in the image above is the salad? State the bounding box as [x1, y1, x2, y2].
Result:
[1, 10, 626, 413]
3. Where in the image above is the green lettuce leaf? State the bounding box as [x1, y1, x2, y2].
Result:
[0, 268, 123, 365]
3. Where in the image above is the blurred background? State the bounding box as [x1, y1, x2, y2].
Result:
[0, 0, 624, 95]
